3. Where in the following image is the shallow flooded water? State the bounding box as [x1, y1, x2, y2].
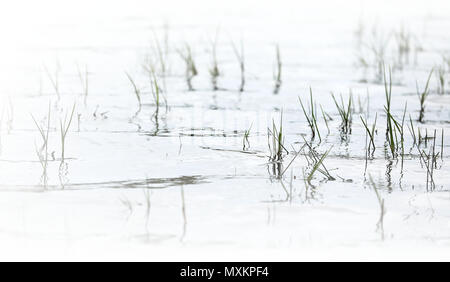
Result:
[0, 0, 450, 260]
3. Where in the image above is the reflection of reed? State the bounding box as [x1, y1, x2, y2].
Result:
[143, 188, 152, 238]
[59, 161, 69, 190]
[31, 102, 51, 190]
[385, 159, 393, 192]
[368, 174, 386, 241]
[273, 44, 282, 95]
[180, 185, 187, 242]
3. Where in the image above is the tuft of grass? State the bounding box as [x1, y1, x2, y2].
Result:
[416, 136, 437, 191]
[407, 114, 417, 145]
[383, 65, 398, 158]
[355, 93, 368, 115]
[31, 103, 52, 188]
[301, 138, 335, 185]
[273, 44, 282, 94]
[368, 29, 390, 82]
[385, 102, 407, 160]
[306, 146, 333, 184]
[267, 112, 288, 163]
[149, 70, 167, 116]
[360, 112, 378, 156]
[355, 54, 370, 82]
[77, 64, 89, 106]
[417, 127, 431, 147]
[59, 103, 76, 167]
[209, 30, 220, 91]
[125, 72, 142, 114]
[177, 43, 198, 91]
[331, 92, 353, 134]
[417, 68, 434, 123]
[44, 63, 61, 99]
[150, 25, 170, 78]
[242, 123, 252, 151]
[231, 39, 245, 92]
[299, 88, 321, 141]
[394, 26, 411, 68]
[320, 105, 332, 134]
[436, 65, 446, 95]
[399, 103, 408, 163]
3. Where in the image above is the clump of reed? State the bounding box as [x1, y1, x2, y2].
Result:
[354, 18, 365, 50]
[267, 113, 288, 178]
[320, 105, 333, 134]
[125, 72, 142, 114]
[412, 127, 434, 147]
[394, 26, 411, 68]
[299, 88, 321, 141]
[209, 32, 220, 91]
[385, 103, 407, 160]
[59, 104, 76, 168]
[360, 113, 378, 157]
[177, 43, 198, 91]
[393, 104, 407, 163]
[415, 129, 442, 191]
[444, 55, 450, 69]
[242, 123, 252, 151]
[417, 69, 434, 123]
[267, 113, 287, 163]
[355, 53, 370, 83]
[383, 66, 397, 158]
[31, 103, 52, 188]
[150, 24, 170, 78]
[436, 65, 446, 95]
[306, 147, 334, 184]
[149, 70, 166, 118]
[407, 115, 428, 148]
[301, 139, 335, 186]
[368, 30, 390, 83]
[142, 60, 168, 115]
[77, 63, 89, 106]
[355, 24, 423, 81]
[273, 44, 282, 94]
[381, 66, 408, 160]
[331, 92, 353, 135]
[44, 63, 61, 100]
[354, 92, 369, 115]
[231, 39, 245, 92]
